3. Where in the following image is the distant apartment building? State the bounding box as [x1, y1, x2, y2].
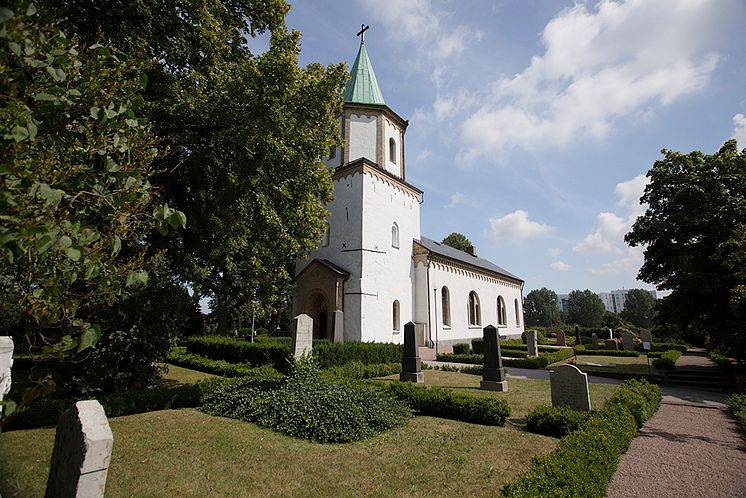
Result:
[557, 289, 657, 313]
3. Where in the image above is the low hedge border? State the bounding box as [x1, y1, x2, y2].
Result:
[574, 346, 640, 357]
[727, 393, 746, 432]
[383, 381, 510, 426]
[437, 348, 574, 369]
[637, 342, 689, 353]
[505, 379, 662, 497]
[321, 361, 402, 380]
[651, 350, 682, 370]
[313, 341, 403, 369]
[184, 336, 292, 371]
[167, 349, 282, 378]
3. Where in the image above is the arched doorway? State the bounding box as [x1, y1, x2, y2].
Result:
[311, 292, 329, 340]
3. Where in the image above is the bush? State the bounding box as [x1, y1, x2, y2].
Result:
[384, 382, 510, 426]
[471, 338, 484, 354]
[322, 362, 401, 380]
[525, 405, 593, 438]
[503, 379, 661, 497]
[727, 393, 746, 432]
[167, 349, 282, 379]
[574, 346, 640, 357]
[452, 343, 471, 355]
[312, 341, 403, 369]
[436, 353, 482, 364]
[184, 335, 292, 371]
[201, 360, 411, 443]
[708, 351, 732, 368]
[651, 350, 682, 370]
[648, 342, 689, 353]
[436, 348, 574, 369]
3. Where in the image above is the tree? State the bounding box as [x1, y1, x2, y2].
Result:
[626, 140, 746, 358]
[621, 289, 656, 329]
[567, 290, 606, 328]
[523, 288, 560, 327]
[442, 232, 473, 253]
[0, 4, 183, 356]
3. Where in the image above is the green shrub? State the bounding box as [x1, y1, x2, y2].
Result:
[452, 343, 471, 355]
[525, 405, 593, 438]
[500, 339, 524, 348]
[436, 353, 482, 364]
[708, 351, 732, 368]
[322, 362, 401, 380]
[651, 350, 682, 370]
[312, 341, 403, 369]
[168, 349, 282, 378]
[648, 342, 689, 353]
[384, 382, 510, 426]
[604, 378, 662, 428]
[184, 335, 292, 371]
[201, 361, 411, 443]
[436, 348, 574, 369]
[574, 346, 640, 357]
[727, 393, 746, 432]
[471, 337, 484, 354]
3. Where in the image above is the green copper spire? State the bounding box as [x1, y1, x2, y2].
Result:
[344, 37, 385, 105]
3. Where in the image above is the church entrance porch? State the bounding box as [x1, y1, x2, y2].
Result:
[293, 258, 349, 342]
[311, 292, 330, 340]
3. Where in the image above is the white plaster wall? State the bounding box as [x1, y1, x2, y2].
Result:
[383, 118, 401, 177]
[427, 263, 524, 344]
[357, 171, 421, 343]
[323, 117, 344, 169]
[348, 114, 377, 164]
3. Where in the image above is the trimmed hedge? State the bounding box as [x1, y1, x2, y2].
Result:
[384, 381, 510, 426]
[727, 393, 746, 432]
[312, 341, 403, 369]
[184, 335, 292, 371]
[651, 350, 682, 370]
[437, 348, 574, 369]
[504, 379, 661, 497]
[646, 342, 689, 353]
[452, 343, 471, 355]
[471, 338, 484, 354]
[322, 362, 401, 380]
[525, 405, 592, 438]
[574, 346, 640, 357]
[708, 351, 732, 368]
[167, 349, 282, 378]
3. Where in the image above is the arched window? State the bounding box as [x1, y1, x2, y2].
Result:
[441, 287, 451, 327]
[515, 298, 521, 326]
[389, 137, 397, 164]
[393, 300, 400, 332]
[321, 222, 330, 247]
[468, 291, 481, 326]
[391, 222, 399, 249]
[497, 296, 506, 326]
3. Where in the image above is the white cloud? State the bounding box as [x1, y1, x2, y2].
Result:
[458, 0, 736, 161]
[445, 192, 464, 209]
[547, 247, 562, 258]
[487, 210, 552, 244]
[591, 246, 645, 276]
[614, 174, 648, 217]
[550, 261, 571, 271]
[734, 113, 746, 148]
[574, 212, 627, 253]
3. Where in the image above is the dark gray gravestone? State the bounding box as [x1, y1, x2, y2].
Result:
[550, 364, 591, 411]
[45, 400, 113, 498]
[591, 333, 599, 350]
[480, 325, 508, 392]
[400, 322, 423, 383]
[622, 331, 635, 352]
[641, 330, 652, 351]
[555, 330, 566, 347]
[575, 325, 582, 345]
[605, 339, 618, 351]
[526, 329, 538, 357]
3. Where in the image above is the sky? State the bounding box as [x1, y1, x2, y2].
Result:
[278, 0, 746, 296]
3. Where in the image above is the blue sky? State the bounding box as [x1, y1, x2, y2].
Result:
[281, 0, 746, 295]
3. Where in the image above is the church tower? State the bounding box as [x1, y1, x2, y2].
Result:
[293, 29, 422, 343]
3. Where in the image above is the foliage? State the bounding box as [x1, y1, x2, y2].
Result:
[525, 405, 593, 438]
[384, 381, 510, 426]
[167, 349, 282, 379]
[312, 341, 403, 369]
[574, 346, 640, 357]
[524, 288, 561, 327]
[567, 290, 607, 328]
[601, 311, 625, 330]
[201, 360, 411, 443]
[436, 348, 574, 368]
[708, 351, 732, 368]
[651, 350, 682, 370]
[471, 337, 484, 354]
[321, 362, 401, 380]
[184, 335, 292, 372]
[440, 232, 473, 253]
[621, 289, 656, 328]
[626, 140, 746, 360]
[502, 379, 661, 497]
[0, 3, 184, 356]
[452, 343, 470, 355]
[727, 393, 746, 432]
[43, 0, 350, 334]
[644, 342, 689, 353]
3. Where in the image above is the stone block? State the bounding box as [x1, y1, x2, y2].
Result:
[291, 314, 313, 359]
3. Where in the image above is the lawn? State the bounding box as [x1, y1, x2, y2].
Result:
[159, 363, 216, 386]
[561, 355, 654, 376]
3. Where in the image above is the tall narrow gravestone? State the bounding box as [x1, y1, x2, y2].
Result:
[550, 364, 591, 411]
[605, 339, 618, 351]
[555, 330, 566, 347]
[641, 330, 652, 351]
[400, 322, 423, 383]
[45, 400, 113, 498]
[526, 330, 538, 357]
[480, 325, 508, 392]
[291, 314, 313, 359]
[622, 331, 635, 352]
[591, 333, 599, 350]
[0, 337, 13, 417]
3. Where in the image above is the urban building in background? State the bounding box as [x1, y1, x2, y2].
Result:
[557, 289, 657, 314]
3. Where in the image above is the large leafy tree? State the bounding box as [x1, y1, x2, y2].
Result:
[523, 287, 560, 327]
[626, 140, 746, 358]
[567, 289, 606, 328]
[441, 232, 473, 253]
[620, 289, 656, 329]
[43, 0, 349, 333]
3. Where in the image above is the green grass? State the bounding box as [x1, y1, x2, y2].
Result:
[550, 355, 654, 375]
[158, 363, 216, 386]
[0, 409, 557, 497]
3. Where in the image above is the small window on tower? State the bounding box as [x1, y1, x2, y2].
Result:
[389, 138, 397, 164]
[392, 223, 399, 249]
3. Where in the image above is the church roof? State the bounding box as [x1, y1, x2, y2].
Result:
[417, 236, 523, 283]
[344, 42, 385, 105]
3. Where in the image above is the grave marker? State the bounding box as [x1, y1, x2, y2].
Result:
[0, 337, 13, 417]
[622, 331, 635, 352]
[550, 364, 591, 411]
[400, 322, 424, 383]
[480, 325, 508, 392]
[641, 330, 652, 351]
[591, 333, 599, 350]
[555, 330, 566, 347]
[605, 339, 618, 351]
[291, 314, 313, 359]
[526, 329, 538, 357]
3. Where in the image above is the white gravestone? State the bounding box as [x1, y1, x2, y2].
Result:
[550, 364, 591, 411]
[291, 314, 313, 359]
[641, 330, 652, 351]
[45, 400, 113, 498]
[0, 336, 13, 417]
[526, 330, 538, 357]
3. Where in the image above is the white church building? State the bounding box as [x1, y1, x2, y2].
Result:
[293, 34, 525, 347]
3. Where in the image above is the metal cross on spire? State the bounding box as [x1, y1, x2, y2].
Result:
[357, 24, 369, 44]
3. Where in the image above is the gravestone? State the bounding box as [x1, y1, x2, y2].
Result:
[550, 364, 591, 411]
[555, 330, 566, 347]
[526, 329, 538, 357]
[480, 325, 508, 392]
[574, 325, 582, 346]
[291, 314, 313, 359]
[45, 400, 113, 498]
[591, 333, 599, 350]
[605, 339, 618, 351]
[622, 331, 635, 352]
[641, 330, 652, 351]
[0, 336, 13, 417]
[332, 310, 344, 343]
[400, 322, 423, 383]
[607, 328, 614, 340]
